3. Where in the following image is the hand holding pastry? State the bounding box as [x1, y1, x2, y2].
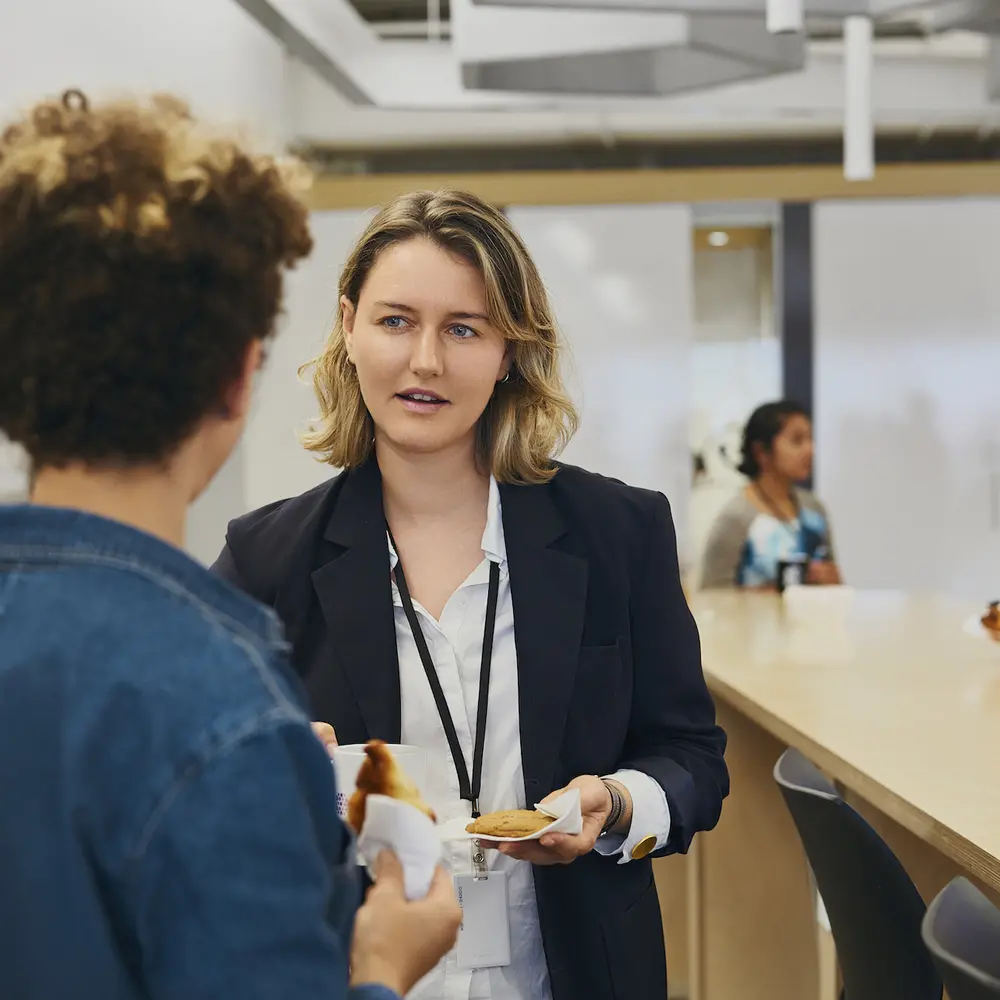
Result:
[346, 740, 436, 834]
[351, 852, 461, 997]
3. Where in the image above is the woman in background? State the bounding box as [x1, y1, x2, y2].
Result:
[701, 400, 841, 590]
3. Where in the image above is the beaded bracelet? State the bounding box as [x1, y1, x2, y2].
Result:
[601, 778, 625, 835]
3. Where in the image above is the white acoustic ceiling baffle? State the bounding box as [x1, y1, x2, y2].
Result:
[452, 0, 805, 96]
[766, 0, 804, 33]
[843, 14, 874, 181]
[452, 2, 689, 63]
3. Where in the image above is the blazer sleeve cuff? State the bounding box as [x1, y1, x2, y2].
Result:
[593, 768, 671, 865]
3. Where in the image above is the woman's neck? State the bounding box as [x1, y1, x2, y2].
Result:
[751, 470, 797, 519]
[377, 435, 490, 526]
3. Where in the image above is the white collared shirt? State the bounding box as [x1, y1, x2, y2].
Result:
[388, 478, 671, 1000]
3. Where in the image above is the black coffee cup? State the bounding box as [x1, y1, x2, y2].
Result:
[777, 556, 808, 594]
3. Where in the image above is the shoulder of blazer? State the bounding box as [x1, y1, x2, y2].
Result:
[223, 471, 348, 604]
[546, 462, 670, 553]
[550, 462, 667, 522]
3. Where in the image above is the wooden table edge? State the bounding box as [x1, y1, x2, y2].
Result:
[705, 672, 1000, 894]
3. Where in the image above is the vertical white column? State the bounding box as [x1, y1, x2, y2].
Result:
[766, 0, 804, 34]
[844, 14, 875, 181]
[988, 36, 1000, 102]
[427, 0, 442, 43]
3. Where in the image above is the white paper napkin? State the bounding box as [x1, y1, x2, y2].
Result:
[356, 794, 443, 900]
[437, 788, 583, 843]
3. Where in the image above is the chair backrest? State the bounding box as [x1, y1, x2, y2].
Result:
[922, 877, 1000, 1000]
[774, 747, 942, 1000]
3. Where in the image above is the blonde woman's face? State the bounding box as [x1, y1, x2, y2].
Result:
[342, 237, 509, 459]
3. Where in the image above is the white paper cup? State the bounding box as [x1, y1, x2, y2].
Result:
[331, 743, 428, 820]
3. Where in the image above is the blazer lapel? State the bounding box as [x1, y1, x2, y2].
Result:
[501, 480, 588, 799]
[311, 458, 402, 742]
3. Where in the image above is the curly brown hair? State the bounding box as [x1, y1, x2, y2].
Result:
[0, 89, 313, 469]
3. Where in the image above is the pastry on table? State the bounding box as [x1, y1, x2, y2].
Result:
[982, 601, 1000, 641]
[346, 740, 436, 834]
[466, 809, 555, 839]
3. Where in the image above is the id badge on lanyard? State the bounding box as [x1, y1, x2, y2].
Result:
[391, 530, 512, 969]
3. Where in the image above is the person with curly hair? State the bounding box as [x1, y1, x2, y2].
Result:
[0, 90, 460, 1000]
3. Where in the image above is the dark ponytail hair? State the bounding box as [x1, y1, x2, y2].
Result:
[738, 400, 810, 479]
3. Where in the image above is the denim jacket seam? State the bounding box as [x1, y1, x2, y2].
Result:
[228, 631, 300, 716]
[0, 545, 280, 649]
[126, 703, 304, 866]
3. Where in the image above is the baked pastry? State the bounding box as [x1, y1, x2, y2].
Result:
[982, 601, 1000, 641]
[346, 740, 436, 834]
[466, 809, 555, 839]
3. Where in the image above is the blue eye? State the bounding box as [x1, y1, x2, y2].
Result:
[380, 316, 407, 330]
[451, 324, 477, 340]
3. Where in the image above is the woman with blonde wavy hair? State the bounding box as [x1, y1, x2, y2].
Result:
[214, 189, 728, 1000]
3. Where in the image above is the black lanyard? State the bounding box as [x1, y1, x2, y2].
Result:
[389, 530, 500, 820]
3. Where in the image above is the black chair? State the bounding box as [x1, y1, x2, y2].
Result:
[773, 747, 942, 1000]
[922, 877, 1000, 1000]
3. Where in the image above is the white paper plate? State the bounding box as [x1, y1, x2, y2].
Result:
[437, 788, 583, 843]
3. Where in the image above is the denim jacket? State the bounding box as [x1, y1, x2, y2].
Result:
[0, 506, 397, 1000]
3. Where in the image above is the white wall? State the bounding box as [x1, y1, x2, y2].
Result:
[244, 210, 371, 512]
[507, 204, 694, 562]
[0, 0, 291, 146]
[815, 198, 1000, 599]
[0, 0, 309, 558]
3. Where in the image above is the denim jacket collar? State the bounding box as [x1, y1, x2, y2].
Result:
[0, 505, 284, 648]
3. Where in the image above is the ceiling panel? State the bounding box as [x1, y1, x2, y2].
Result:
[453, 4, 805, 95]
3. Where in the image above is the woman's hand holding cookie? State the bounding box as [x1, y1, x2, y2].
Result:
[497, 775, 624, 866]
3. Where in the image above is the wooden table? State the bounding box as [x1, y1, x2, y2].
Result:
[653, 590, 1000, 1000]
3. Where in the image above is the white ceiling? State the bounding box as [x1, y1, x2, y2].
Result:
[230, 0, 1000, 146]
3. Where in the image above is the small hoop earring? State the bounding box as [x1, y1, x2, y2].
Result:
[500, 372, 510, 384]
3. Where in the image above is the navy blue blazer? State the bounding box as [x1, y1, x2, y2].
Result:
[213, 458, 728, 1000]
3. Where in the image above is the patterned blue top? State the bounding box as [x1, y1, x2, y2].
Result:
[701, 488, 835, 590]
[738, 506, 831, 588]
